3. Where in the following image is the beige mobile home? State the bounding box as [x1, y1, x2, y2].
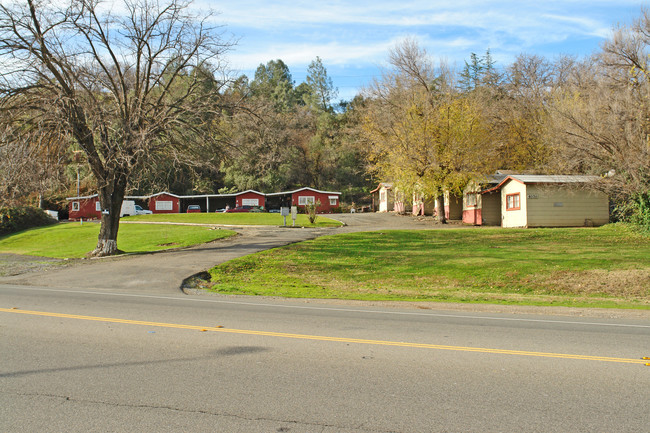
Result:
[494, 175, 609, 228]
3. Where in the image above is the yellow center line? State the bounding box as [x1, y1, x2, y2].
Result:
[2, 307, 647, 365]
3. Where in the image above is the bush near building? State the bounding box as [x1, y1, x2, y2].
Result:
[0, 206, 56, 237]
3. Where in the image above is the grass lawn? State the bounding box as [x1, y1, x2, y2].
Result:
[205, 224, 650, 309]
[123, 212, 343, 227]
[0, 222, 236, 258]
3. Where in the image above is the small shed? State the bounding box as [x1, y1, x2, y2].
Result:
[235, 190, 266, 208]
[67, 194, 101, 220]
[148, 192, 181, 214]
[371, 183, 395, 212]
[493, 175, 609, 228]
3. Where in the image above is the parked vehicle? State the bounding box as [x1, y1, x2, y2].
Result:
[187, 205, 202, 213]
[120, 200, 137, 217]
[225, 206, 249, 213]
[135, 205, 152, 215]
[225, 205, 263, 213]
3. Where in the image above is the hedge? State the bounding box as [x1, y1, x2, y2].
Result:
[0, 206, 57, 237]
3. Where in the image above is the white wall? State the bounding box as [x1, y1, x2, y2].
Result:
[501, 180, 528, 228]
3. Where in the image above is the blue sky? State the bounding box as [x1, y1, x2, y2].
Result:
[210, 1, 643, 101]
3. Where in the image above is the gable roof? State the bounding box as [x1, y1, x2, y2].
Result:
[149, 191, 181, 198]
[266, 187, 341, 197]
[235, 190, 265, 196]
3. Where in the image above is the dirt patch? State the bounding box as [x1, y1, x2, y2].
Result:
[0, 253, 71, 277]
[543, 269, 650, 298]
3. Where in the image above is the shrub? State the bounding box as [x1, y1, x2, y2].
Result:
[633, 192, 650, 233]
[0, 206, 57, 237]
[305, 200, 321, 224]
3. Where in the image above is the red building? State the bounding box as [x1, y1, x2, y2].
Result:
[67, 194, 101, 221]
[148, 192, 181, 214]
[267, 187, 341, 213]
[234, 190, 266, 208]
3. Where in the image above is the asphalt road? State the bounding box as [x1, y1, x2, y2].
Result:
[1, 213, 649, 432]
[2, 284, 649, 432]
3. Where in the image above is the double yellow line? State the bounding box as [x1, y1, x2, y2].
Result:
[2, 307, 648, 365]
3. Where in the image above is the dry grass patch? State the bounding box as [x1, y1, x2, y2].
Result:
[543, 269, 650, 298]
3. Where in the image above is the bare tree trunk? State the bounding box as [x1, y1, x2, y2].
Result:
[89, 175, 127, 257]
[436, 194, 447, 224]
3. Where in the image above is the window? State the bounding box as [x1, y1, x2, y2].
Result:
[298, 196, 315, 205]
[72, 202, 80, 212]
[95, 201, 101, 211]
[155, 200, 173, 211]
[466, 193, 477, 207]
[242, 198, 259, 206]
[506, 193, 521, 211]
[329, 197, 337, 206]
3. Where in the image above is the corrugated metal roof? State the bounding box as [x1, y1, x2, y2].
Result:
[509, 175, 600, 184]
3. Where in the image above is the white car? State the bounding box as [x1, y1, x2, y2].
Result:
[135, 205, 153, 215]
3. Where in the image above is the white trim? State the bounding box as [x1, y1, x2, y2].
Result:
[150, 191, 181, 198]
[298, 196, 315, 205]
[242, 198, 260, 206]
[72, 201, 80, 212]
[155, 200, 173, 211]
[66, 194, 98, 200]
[235, 190, 265, 196]
[266, 187, 342, 197]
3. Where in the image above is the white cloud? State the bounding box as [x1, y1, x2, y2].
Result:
[207, 0, 636, 98]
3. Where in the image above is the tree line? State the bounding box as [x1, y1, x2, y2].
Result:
[1, 0, 648, 256]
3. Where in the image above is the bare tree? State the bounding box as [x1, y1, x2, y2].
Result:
[0, 0, 233, 256]
[550, 10, 650, 222]
[0, 123, 69, 207]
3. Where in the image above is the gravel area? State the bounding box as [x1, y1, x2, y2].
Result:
[0, 253, 73, 277]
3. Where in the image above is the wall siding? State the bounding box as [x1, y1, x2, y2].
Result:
[481, 192, 502, 226]
[444, 192, 463, 220]
[525, 185, 609, 227]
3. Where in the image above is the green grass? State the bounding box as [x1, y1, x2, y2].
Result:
[0, 222, 236, 258]
[206, 224, 650, 309]
[123, 212, 343, 227]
